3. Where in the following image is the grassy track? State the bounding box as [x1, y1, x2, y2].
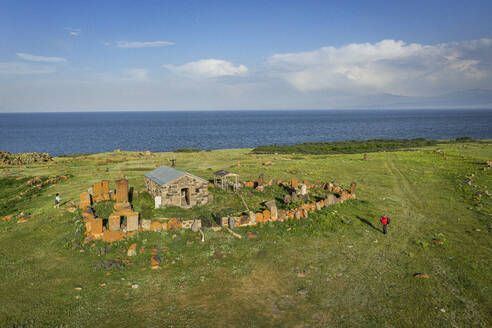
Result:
[0, 141, 490, 327]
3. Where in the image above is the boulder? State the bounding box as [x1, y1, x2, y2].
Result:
[191, 220, 201, 232]
[325, 194, 337, 206]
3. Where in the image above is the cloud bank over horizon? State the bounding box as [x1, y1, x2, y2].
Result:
[268, 38, 492, 97]
[1, 38, 492, 111]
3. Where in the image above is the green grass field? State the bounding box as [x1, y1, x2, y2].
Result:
[0, 141, 490, 327]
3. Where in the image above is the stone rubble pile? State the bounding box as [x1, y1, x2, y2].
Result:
[0, 151, 52, 165]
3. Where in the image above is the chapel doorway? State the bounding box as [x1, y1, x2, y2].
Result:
[181, 188, 190, 206]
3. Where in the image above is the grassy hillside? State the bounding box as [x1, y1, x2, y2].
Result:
[0, 141, 490, 327]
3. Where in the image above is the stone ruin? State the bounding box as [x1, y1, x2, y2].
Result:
[81, 177, 140, 243]
[221, 177, 357, 229]
[79, 172, 356, 242]
[80, 177, 202, 243]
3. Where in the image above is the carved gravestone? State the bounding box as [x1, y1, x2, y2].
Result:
[102, 180, 110, 200]
[265, 200, 278, 220]
[91, 218, 103, 235]
[126, 213, 139, 232]
[79, 192, 91, 209]
[108, 213, 121, 232]
[93, 182, 103, 202]
[116, 178, 129, 203]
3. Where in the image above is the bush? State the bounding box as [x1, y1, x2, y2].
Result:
[252, 138, 438, 155]
[174, 148, 201, 153]
[132, 192, 154, 214]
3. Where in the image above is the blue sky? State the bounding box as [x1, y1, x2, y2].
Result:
[1, 0, 491, 111]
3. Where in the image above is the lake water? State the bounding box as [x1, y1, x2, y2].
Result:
[0, 109, 491, 156]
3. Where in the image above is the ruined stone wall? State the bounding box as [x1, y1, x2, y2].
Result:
[145, 178, 162, 198]
[145, 174, 209, 208]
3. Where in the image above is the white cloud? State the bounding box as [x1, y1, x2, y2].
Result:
[0, 62, 56, 75]
[124, 69, 149, 82]
[115, 41, 174, 48]
[164, 59, 248, 78]
[268, 38, 492, 96]
[17, 53, 67, 63]
[64, 27, 81, 36]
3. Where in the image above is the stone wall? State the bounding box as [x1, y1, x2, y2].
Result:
[145, 174, 209, 208]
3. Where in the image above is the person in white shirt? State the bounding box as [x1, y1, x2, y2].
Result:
[54, 193, 60, 208]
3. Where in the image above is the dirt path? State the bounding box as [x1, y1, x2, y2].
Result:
[383, 153, 425, 231]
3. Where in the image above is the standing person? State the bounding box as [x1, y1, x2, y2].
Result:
[380, 215, 390, 234]
[54, 193, 60, 208]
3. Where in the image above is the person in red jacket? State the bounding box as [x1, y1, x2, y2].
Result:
[380, 215, 390, 234]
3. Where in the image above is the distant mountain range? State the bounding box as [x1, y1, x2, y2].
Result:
[349, 89, 492, 109]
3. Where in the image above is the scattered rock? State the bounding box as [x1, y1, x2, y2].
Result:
[96, 260, 125, 270]
[17, 216, 32, 223]
[247, 231, 259, 239]
[297, 289, 308, 295]
[99, 283, 106, 287]
[1, 215, 13, 222]
[150, 256, 161, 269]
[131, 283, 139, 289]
[74, 287, 82, 291]
[413, 273, 429, 279]
[66, 207, 77, 213]
[297, 273, 306, 278]
[212, 250, 223, 259]
[431, 238, 444, 245]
